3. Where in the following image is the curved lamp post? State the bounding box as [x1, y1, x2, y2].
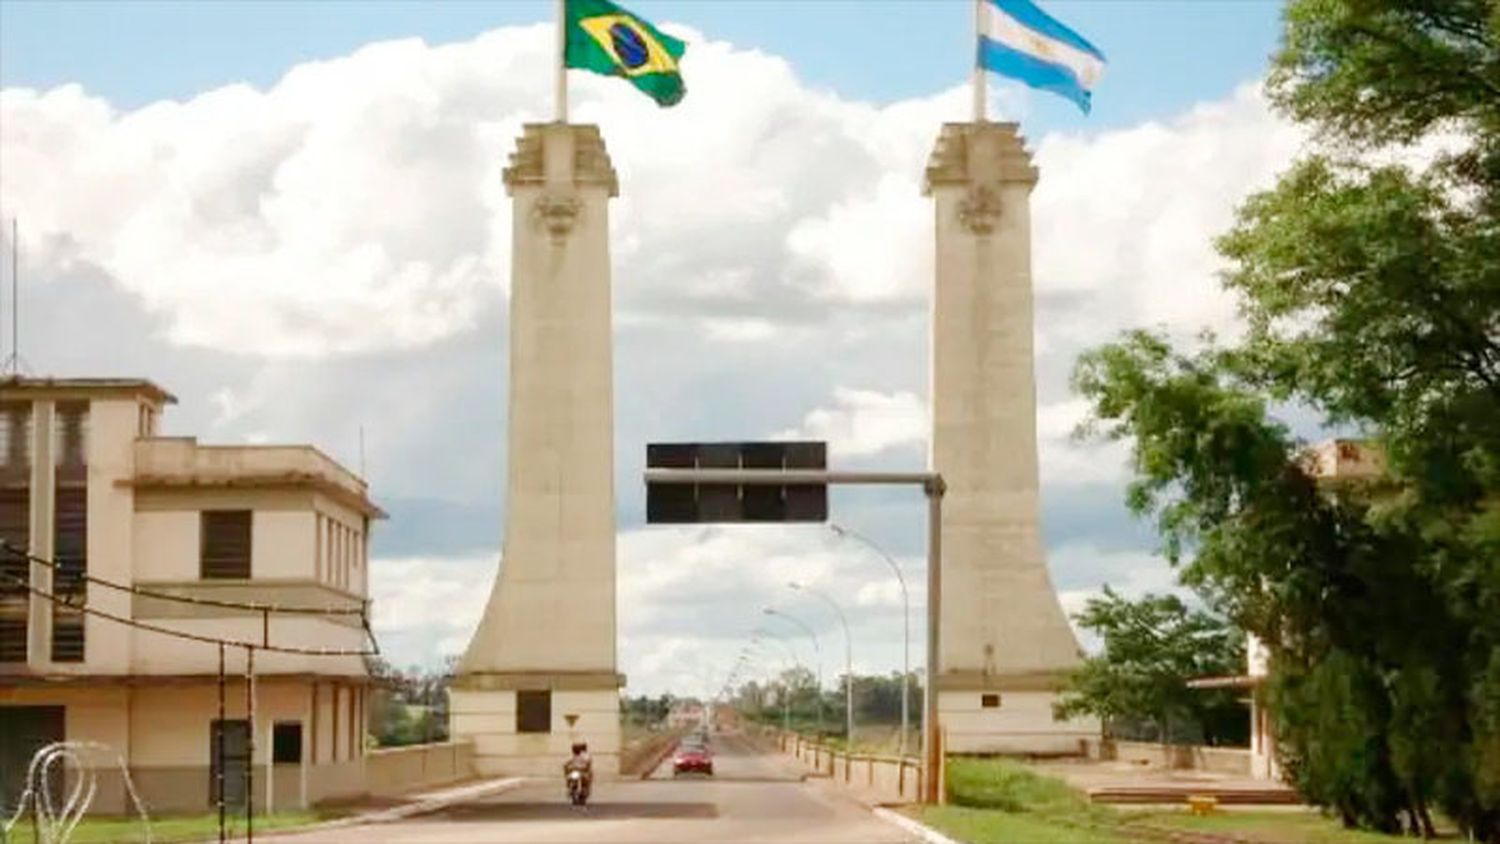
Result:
[830, 522, 912, 759]
[764, 607, 824, 736]
[747, 637, 795, 731]
[788, 581, 854, 747]
[753, 627, 809, 732]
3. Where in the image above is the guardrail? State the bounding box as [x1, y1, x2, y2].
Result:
[756, 726, 924, 804]
[620, 726, 692, 777]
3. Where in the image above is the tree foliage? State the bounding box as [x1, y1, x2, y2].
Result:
[1072, 0, 1499, 838]
[1055, 588, 1247, 746]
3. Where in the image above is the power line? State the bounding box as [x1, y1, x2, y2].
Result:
[0, 540, 365, 615]
[0, 545, 379, 657]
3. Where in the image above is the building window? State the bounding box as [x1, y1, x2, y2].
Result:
[0, 610, 26, 662]
[52, 489, 86, 593]
[981, 693, 1001, 709]
[50, 610, 84, 662]
[0, 402, 30, 663]
[53, 402, 87, 478]
[0, 488, 28, 594]
[201, 511, 252, 580]
[51, 404, 89, 664]
[516, 690, 551, 734]
[273, 722, 303, 764]
[0, 402, 30, 480]
[347, 687, 357, 760]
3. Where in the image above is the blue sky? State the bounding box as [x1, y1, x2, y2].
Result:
[2, 0, 1281, 133]
[0, 1, 1301, 687]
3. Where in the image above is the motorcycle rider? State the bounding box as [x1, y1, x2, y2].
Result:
[564, 741, 593, 801]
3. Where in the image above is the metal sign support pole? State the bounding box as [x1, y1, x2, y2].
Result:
[217, 644, 226, 844]
[923, 478, 945, 804]
[246, 646, 256, 843]
[641, 466, 946, 803]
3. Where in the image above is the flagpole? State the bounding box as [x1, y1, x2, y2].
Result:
[973, 0, 987, 122]
[556, 0, 569, 122]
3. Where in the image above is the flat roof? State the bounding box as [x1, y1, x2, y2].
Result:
[1186, 675, 1261, 690]
[1, 376, 177, 405]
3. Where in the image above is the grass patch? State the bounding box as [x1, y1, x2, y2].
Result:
[3, 810, 333, 844]
[917, 758, 1126, 842]
[919, 760, 1455, 844]
[945, 757, 1113, 822]
[918, 805, 1129, 843]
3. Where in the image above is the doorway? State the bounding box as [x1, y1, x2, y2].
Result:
[210, 719, 250, 809]
[0, 706, 66, 816]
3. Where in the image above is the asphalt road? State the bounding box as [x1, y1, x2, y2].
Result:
[276, 732, 917, 843]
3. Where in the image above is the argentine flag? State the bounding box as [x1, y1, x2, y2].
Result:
[978, 0, 1106, 114]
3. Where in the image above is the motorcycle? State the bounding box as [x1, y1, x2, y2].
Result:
[566, 768, 590, 806]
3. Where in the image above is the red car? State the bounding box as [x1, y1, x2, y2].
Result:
[672, 742, 714, 776]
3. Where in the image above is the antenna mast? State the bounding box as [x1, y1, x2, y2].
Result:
[2, 217, 26, 376]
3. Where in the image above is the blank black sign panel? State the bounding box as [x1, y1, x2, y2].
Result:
[646, 441, 828, 524]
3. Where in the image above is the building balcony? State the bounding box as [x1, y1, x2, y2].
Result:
[127, 439, 385, 518]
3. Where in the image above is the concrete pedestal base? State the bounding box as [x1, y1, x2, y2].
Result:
[449, 688, 621, 778]
[939, 689, 1098, 756]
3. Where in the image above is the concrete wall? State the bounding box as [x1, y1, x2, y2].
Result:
[940, 690, 1095, 755]
[366, 741, 475, 796]
[133, 440, 369, 503]
[81, 398, 139, 676]
[1085, 739, 1252, 777]
[1, 678, 369, 815]
[133, 494, 329, 583]
[450, 688, 620, 778]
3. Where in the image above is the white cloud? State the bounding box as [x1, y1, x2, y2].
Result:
[369, 554, 493, 665]
[775, 387, 927, 458]
[2, 21, 1302, 689]
[777, 388, 1127, 487]
[1051, 543, 1188, 653]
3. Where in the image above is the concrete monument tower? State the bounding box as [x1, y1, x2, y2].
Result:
[924, 122, 1097, 754]
[449, 123, 623, 776]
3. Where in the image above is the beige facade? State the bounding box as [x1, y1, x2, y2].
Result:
[450, 123, 624, 778]
[923, 124, 1098, 753]
[0, 377, 383, 814]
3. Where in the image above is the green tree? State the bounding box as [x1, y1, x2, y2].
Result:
[1055, 588, 1247, 746]
[1071, 1, 1499, 838]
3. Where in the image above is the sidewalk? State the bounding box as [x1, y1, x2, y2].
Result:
[1034, 758, 1299, 805]
[220, 775, 526, 842]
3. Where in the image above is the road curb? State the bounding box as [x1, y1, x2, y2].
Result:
[218, 776, 527, 842]
[873, 807, 965, 844]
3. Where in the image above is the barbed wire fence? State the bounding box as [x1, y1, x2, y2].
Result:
[0, 540, 381, 844]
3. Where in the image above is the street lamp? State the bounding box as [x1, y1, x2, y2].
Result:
[753, 627, 807, 732]
[830, 522, 912, 760]
[764, 607, 824, 736]
[788, 581, 854, 747]
[745, 640, 794, 731]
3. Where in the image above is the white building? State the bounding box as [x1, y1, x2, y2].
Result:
[1191, 439, 1388, 781]
[1, 376, 384, 815]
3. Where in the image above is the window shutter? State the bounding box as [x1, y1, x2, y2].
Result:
[201, 511, 252, 580]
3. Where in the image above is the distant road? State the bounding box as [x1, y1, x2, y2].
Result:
[276, 732, 917, 843]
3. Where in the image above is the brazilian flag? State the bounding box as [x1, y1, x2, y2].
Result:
[564, 0, 686, 107]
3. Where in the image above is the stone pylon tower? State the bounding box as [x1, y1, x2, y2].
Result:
[924, 122, 1098, 754]
[449, 123, 623, 777]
